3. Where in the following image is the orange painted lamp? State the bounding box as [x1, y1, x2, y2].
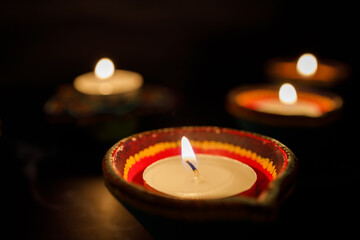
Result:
[265, 53, 349, 87]
[226, 83, 343, 127]
[103, 126, 297, 222]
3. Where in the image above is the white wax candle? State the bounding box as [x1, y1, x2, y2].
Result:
[253, 99, 322, 117]
[143, 154, 257, 199]
[252, 83, 322, 117]
[74, 70, 143, 95]
[73, 59, 142, 96]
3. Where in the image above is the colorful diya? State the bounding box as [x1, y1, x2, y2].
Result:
[265, 53, 350, 87]
[226, 84, 343, 127]
[102, 126, 297, 222]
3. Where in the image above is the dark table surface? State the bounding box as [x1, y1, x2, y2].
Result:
[2, 80, 359, 239]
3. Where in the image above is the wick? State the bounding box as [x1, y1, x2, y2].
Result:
[186, 160, 200, 180]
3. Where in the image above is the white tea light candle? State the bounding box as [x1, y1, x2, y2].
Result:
[252, 83, 322, 117]
[143, 137, 257, 199]
[73, 58, 143, 96]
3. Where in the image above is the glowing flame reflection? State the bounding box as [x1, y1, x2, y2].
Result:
[279, 83, 297, 105]
[181, 136, 199, 171]
[95, 58, 115, 79]
[296, 53, 318, 76]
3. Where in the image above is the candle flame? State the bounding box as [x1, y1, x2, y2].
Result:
[181, 136, 199, 172]
[95, 58, 115, 79]
[296, 53, 318, 77]
[279, 83, 297, 105]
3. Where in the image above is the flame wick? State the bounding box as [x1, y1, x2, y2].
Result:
[186, 160, 200, 180]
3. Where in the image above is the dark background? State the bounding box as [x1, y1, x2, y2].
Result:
[1, 1, 359, 239]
